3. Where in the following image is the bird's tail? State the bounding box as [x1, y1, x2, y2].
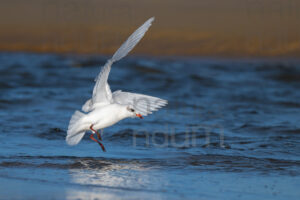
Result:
[66, 110, 86, 146]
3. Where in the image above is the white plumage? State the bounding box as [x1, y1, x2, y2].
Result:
[112, 91, 167, 116]
[66, 17, 167, 148]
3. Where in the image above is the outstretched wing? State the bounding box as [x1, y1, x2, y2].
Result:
[112, 90, 167, 116]
[82, 17, 155, 112]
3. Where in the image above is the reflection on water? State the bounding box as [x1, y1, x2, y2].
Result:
[67, 159, 166, 200]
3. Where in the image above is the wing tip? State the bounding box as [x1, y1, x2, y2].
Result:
[148, 17, 155, 27]
[149, 16, 155, 23]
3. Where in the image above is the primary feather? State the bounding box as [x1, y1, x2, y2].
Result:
[110, 17, 155, 63]
[112, 90, 167, 116]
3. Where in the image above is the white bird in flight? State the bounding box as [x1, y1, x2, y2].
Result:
[66, 17, 167, 151]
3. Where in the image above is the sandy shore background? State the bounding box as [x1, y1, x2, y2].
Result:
[0, 0, 300, 57]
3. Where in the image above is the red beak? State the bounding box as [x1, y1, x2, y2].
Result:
[136, 113, 143, 119]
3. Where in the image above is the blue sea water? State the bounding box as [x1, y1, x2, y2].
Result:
[0, 53, 299, 199]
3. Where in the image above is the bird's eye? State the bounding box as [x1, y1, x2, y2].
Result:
[127, 107, 135, 112]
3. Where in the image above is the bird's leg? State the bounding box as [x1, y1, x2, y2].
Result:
[96, 129, 103, 141]
[99, 129, 104, 141]
[89, 124, 105, 152]
[89, 134, 106, 152]
[90, 124, 102, 141]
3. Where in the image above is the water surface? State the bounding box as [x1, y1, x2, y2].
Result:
[0, 53, 299, 199]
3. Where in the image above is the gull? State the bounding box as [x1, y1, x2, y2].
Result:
[66, 17, 167, 151]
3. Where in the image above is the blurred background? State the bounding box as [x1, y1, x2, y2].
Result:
[0, 1, 300, 200]
[1, 0, 300, 57]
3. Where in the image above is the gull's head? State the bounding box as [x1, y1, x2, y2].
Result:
[126, 106, 143, 119]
